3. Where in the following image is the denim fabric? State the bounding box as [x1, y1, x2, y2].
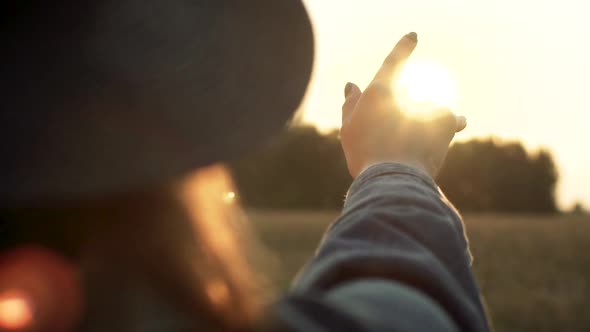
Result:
[276, 163, 490, 331]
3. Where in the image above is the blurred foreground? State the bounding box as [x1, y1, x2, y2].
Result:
[249, 210, 590, 332]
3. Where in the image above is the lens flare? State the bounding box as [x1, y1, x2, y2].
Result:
[0, 289, 34, 330]
[223, 191, 237, 204]
[394, 60, 458, 118]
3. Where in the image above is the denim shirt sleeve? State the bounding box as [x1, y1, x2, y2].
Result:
[288, 162, 490, 331]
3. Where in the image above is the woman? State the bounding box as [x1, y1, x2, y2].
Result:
[0, 1, 489, 331]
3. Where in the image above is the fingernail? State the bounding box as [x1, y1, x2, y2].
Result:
[344, 82, 353, 97]
[405, 32, 418, 42]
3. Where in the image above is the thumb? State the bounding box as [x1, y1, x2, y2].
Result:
[426, 109, 460, 142]
[455, 115, 467, 133]
[342, 82, 361, 124]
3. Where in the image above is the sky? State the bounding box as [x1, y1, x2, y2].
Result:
[298, 0, 590, 210]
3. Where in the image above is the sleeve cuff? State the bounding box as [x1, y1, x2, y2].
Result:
[347, 162, 438, 199]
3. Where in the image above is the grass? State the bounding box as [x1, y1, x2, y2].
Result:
[247, 210, 590, 332]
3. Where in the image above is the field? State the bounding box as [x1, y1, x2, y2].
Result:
[248, 210, 590, 332]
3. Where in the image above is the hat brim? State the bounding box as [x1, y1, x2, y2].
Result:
[0, 0, 314, 203]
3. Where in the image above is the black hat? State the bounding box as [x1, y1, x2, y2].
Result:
[0, 1, 314, 205]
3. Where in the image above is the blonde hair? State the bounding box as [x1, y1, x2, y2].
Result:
[1, 164, 271, 331]
[178, 164, 272, 328]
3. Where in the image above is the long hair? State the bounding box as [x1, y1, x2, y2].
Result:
[0, 164, 271, 331]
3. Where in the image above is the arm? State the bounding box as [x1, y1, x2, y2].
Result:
[284, 33, 490, 331]
[290, 162, 489, 331]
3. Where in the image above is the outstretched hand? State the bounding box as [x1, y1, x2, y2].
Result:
[340, 32, 467, 178]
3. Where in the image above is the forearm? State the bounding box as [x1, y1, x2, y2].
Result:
[291, 162, 489, 331]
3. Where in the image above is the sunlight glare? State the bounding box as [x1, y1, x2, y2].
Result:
[0, 289, 34, 330]
[223, 191, 236, 204]
[394, 60, 458, 118]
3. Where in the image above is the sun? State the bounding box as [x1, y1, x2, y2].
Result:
[393, 60, 458, 118]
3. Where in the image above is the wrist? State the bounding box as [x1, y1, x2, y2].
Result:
[347, 162, 439, 206]
[358, 159, 430, 178]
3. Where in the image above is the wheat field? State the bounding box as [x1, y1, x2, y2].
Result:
[247, 210, 590, 332]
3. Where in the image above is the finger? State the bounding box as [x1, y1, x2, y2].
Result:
[455, 115, 467, 132]
[342, 82, 362, 124]
[373, 32, 418, 83]
[428, 109, 459, 140]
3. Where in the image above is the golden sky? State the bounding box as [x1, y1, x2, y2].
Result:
[299, 0, 590, 210]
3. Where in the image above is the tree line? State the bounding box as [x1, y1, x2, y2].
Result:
[230, 125, 558, 213]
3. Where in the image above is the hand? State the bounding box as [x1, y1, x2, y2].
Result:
[340, 32, 467, 178]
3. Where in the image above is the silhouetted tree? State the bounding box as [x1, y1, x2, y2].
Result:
[570, 202, 586, 215]
[231, 126, 350, 209]
[231, 127, 558, 213]
[438, 139, 558, 213]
